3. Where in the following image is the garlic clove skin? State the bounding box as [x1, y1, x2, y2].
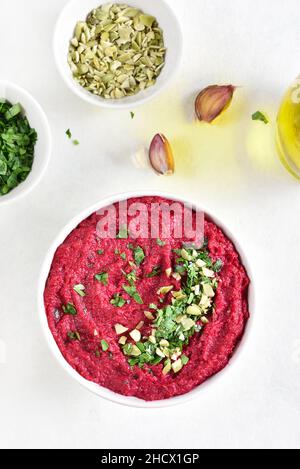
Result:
[195, 85, 235, 123]
[149, 133, 175, 175]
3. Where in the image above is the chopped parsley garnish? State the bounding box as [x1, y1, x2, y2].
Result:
[73, 284, 86, 297]
[62, 303, 77, 316]
[213, 259, 223, 273]
[110, 294, 126, 308]
[157, 239, 166, 247]
[118, 245, 222, 374]
[252, 111, 269, 124]
[130, 112, 135, 119]
[66, 129, 72, 139]
[122, 284, 143, 305]
[73, 139, 80, 146]
[133, 246, 145, 265]
[117, 226, 129, 239]
[123, 269, 137, 284]
[68, 331, 81, 341]
[101, 340, 109, 352]
[95, 272, 109, 286]
[147, 266, 161, 278]
[97, 249, 104, 255]
[0, 100, 37, 196]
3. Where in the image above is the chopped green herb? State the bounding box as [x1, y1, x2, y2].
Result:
[68, 331, 81, 341]
[134, 246, 145, 265]
[130, 112, 135, 119]
[95, 272, 109, 286]
[157, 239, 166, 247]
[120, 252, 127, 260]
[110, 294, 126, 308]
[213, 259, 223, 273]
[62, 303, 77, 316]
[101, 340, 109, 352]
[66, 129, 72, 139]
[73, 139, 80, 145]
[0, 99, 37, 196]
[147, 266, 161, 278]
[252, 111, 269, 124]
[122, 284, 143, 305]
[181, 355, 189, 366]
[119, 244, 221, 373]
[73, 284, 86, 297]
[95, 350, 101, 358]
[97, 249, 104, 255]
[117, 226, 129, 239]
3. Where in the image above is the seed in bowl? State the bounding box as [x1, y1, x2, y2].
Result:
[0, 99, 37, 196]
[68, 3, 166, 99]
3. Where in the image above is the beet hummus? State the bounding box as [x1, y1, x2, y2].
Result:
[44, 196, 250, 401]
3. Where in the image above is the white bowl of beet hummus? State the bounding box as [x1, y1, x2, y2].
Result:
[39, 192, 252, 408]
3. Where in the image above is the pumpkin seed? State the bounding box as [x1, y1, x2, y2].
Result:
[68, 3, 166, 99]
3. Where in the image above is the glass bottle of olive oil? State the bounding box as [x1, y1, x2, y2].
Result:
[277, 77, 300, 179]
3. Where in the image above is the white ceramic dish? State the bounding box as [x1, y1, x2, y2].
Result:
[53, 0, 183, 109]
[0, 81, 51, 206]
[38, 191, 254, 408]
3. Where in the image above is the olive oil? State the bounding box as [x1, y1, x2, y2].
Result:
[277, 78, 300, 179]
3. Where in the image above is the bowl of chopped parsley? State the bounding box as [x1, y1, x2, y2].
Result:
[0, 81, 51, 205]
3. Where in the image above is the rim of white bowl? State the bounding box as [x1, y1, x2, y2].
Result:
[53, 0, 183, 109]
[38, 190, 255, 409]
[0, 80, 52, 206]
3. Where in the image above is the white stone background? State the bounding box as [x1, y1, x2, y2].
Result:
[0, 0, 300, 449]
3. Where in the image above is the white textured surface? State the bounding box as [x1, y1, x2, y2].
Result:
[0, 0, 300, 449]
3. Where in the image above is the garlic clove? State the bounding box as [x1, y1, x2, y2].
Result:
[195, 85, 235, 123]
[149, 133, 175, 175]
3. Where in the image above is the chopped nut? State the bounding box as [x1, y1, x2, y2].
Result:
[156, 348, 165, 358]
[165, 268, 172, 278]
[115, 324, 129, 335]
[130, 329, 142, 342]
[144, 311, 155, 321]
[172, 359, 183, 373]
[119, 336, 127, 345]
[186, 304, 202, 316]
[157, 285, 174, 295]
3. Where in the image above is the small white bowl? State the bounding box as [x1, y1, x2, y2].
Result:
[53, 0, 183, 109]
[0, 81, 51, 206]
[38, 191, 254, 408]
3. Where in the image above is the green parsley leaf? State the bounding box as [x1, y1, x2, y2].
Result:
[117, 226, 129, 239]
[101, 340, 109, 352]
[213, 259, 223, 273]
[95, 272, 109, 286]
[97, 249, 104, 255]
[134, 246, 145, 265]
[73, 139, 80, 145]
[62, 303, 77, 316]
[130, 112, 135, 119]
[73, 284, 86, 297]
[252, 111, 269, 124]
[66, 129, 72, 139]
[122, 284, 143, 304]
[0, 99, 37, 196]
[157, 239, 166, 247]
[110, 294, 126, 308]
[147, 266, 161, 278]
[181, 355, 189, 366]
[68, 331, 81, 341]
